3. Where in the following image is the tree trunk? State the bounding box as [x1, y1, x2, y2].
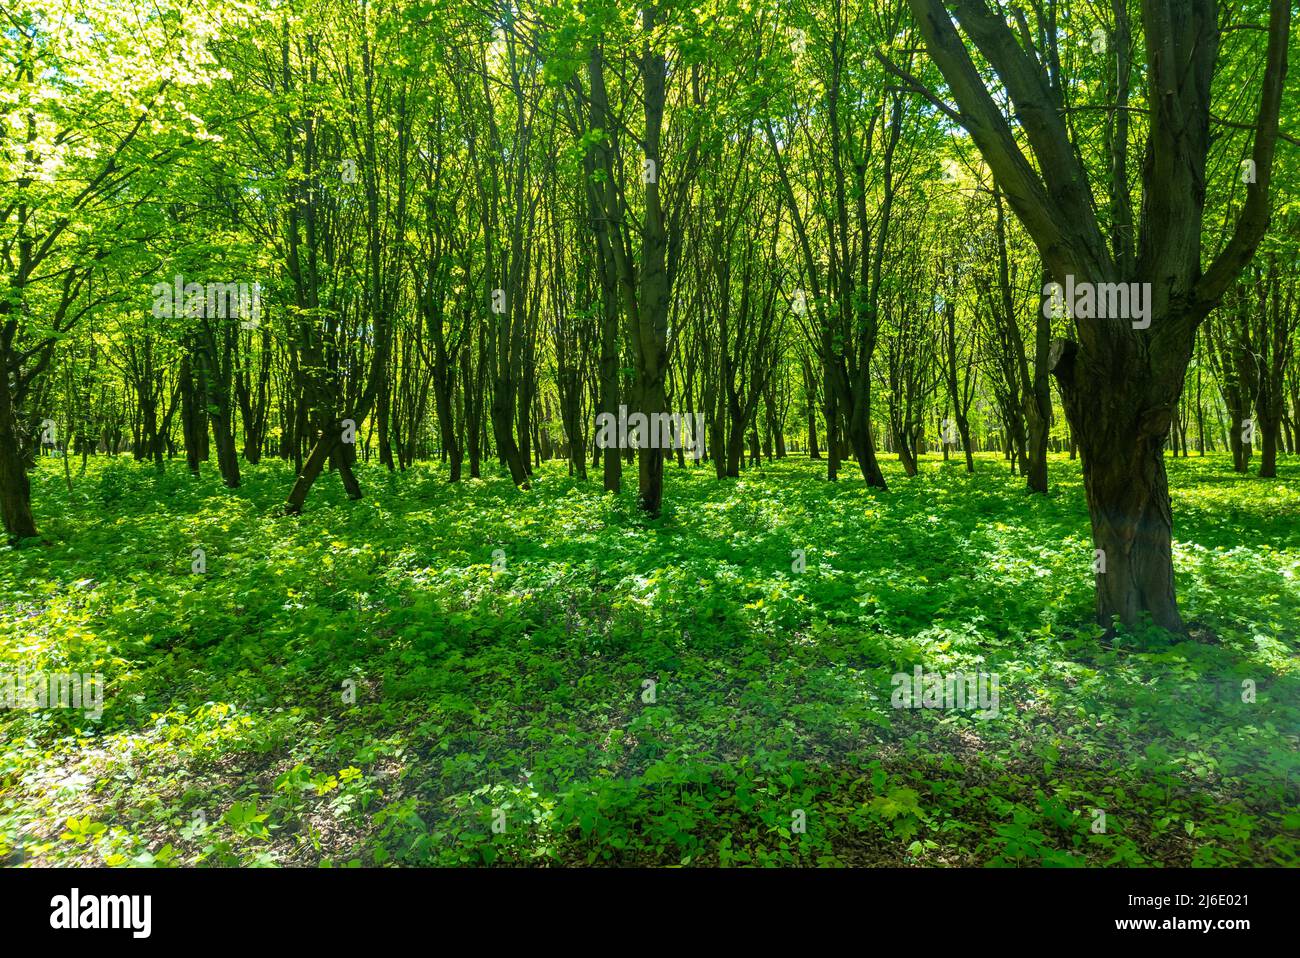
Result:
[824, 365, 839, 481]
[285, 429, 338, 515]
[0, 375, 38, 541]
[1258, 409, 1280, 478]
[1085, 438, 1180, 632]
[1025, 270, 1052, 493]
[1053, 339, 1183, 632]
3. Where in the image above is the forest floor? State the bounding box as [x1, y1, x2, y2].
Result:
[1, 452, 1297, 867]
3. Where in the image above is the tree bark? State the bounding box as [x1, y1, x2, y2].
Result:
[0, 369, 38, 541]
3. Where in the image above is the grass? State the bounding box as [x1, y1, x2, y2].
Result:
[1, 450, 1297, 867]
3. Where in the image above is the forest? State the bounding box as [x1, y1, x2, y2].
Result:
[1, 0, 1297, 870]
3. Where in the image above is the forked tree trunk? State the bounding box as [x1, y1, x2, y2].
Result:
[958, 417, 975, 473]
[212, 423, 241, 489]
[285, 431, 337, 516]
[846, 402, 887, 487]
[896, 426, 918, 477]
[432, 365, 461, 483]
[492, 416, 530, 488]
[285, 420, 363, 515]
[336, 446, 363, 500]
[197, 344, 241, 489]
[725, 411, 746, 478]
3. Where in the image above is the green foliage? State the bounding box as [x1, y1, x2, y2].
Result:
[1, 452, 1296, 867]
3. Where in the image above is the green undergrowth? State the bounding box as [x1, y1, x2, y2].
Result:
[1, 452, 1297, 867]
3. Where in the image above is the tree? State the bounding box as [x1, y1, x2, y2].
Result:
[904, 0, 1291, 630]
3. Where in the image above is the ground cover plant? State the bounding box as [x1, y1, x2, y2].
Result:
[2, 452, 1296, 867]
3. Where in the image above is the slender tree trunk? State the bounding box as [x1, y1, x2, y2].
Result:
[0, 372, 38, 541]
[824, 364, 839, 480]
[1025, 269, 1052, 493]
[1258, 409, 1280, 478]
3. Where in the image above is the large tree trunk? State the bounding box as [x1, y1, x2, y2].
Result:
[1083, 434, 1180, 632]
[1052, 338, 1183, 631]
[629, 24, 673, 516]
